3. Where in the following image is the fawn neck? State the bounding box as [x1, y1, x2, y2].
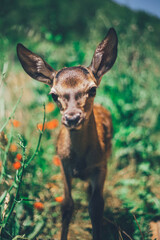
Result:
[65, 109, 95, 153]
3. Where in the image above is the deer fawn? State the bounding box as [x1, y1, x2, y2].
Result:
[17, 28, 118, 240]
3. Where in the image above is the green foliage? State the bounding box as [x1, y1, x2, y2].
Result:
[0, 0, 160, 239]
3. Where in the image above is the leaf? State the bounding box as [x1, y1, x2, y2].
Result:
[138, 163, 150, 175]
[27, 220, 44, 239]
[0, 190, 7, 204]
[12, 235, 28, 240]
[23, 216, 32, 227]
[14, 216, 21, 236]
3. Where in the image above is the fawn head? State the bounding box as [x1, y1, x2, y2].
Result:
[17, 28, 118, 130]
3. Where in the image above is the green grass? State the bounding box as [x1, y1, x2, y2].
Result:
[0, 0, 160, 239]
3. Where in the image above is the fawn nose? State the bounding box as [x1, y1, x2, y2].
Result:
[65, 113, 81, 127]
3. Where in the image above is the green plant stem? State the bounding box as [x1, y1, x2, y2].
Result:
[0, 92, 22, 133]
[104, 217, 133, 240]
[1, 104, 45, 232]
[4, 163, 25, 227]
[133, 214, 144, 240]
[2, 138, 26, 230]
[25, 104, 46, 168]
[0, 127, 13, 183]
[0, 115, 45, 205]
[0, 185, 14, 205]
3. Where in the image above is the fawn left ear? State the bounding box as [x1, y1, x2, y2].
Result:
[89, 28, 118, 85]
[17, 43, 56, 86]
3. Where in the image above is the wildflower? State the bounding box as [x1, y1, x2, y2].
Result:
[16, 153, 22, 161]
[34, 202, 44, 210]
[13, 161, 21, 170]
[37, 123, 46, 131]
[37, 119, 58, 131]
[12, 119, 21, 128]
[46, 119, 59, 130]
[55, 196, 63, 203]
[53, 155, 61, 166]
[10, 143, 17, 152]
[46, 102, 55, 113]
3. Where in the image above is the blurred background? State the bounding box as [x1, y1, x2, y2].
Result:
[0, 0, 160, 239]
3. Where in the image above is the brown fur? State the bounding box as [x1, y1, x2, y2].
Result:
[57, 104, 112, 180]
[17, 27, 118, 240]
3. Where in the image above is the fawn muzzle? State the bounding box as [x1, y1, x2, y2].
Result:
[16, 27, 118, 240]
[62, 111, 83, 129]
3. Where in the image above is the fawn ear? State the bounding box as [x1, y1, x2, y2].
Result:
[89, 28, 118, 85]
[17, 43, 56, 86]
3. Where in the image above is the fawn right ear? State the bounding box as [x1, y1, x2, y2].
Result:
[17, 44, 56, 86]
[89, 28, 118, 85]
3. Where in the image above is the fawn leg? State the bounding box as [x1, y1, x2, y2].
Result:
[89, 168, 106, 240]
[60, 163, 74, 240]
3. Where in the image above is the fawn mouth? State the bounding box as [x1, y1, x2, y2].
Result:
[63, 118, 84, 130]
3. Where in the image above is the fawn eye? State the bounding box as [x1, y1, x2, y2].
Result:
[52, 93, 58, 102]
[88, 87, 97, 97]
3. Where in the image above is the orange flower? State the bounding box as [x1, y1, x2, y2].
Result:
[46, 119, 59, 130]
[37, 119, 59, 131]
[46, 102, 55, 113]
[10, 143, 17, 152]
[37, 123, 46, 131]
[34, 202, 44, 210]
[16, 153, 22, 161]
[53, 155, 61, 166]
[12, 119, 21, 128]
[55, 196, 63, 203]
[13, 161, 21, 170]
